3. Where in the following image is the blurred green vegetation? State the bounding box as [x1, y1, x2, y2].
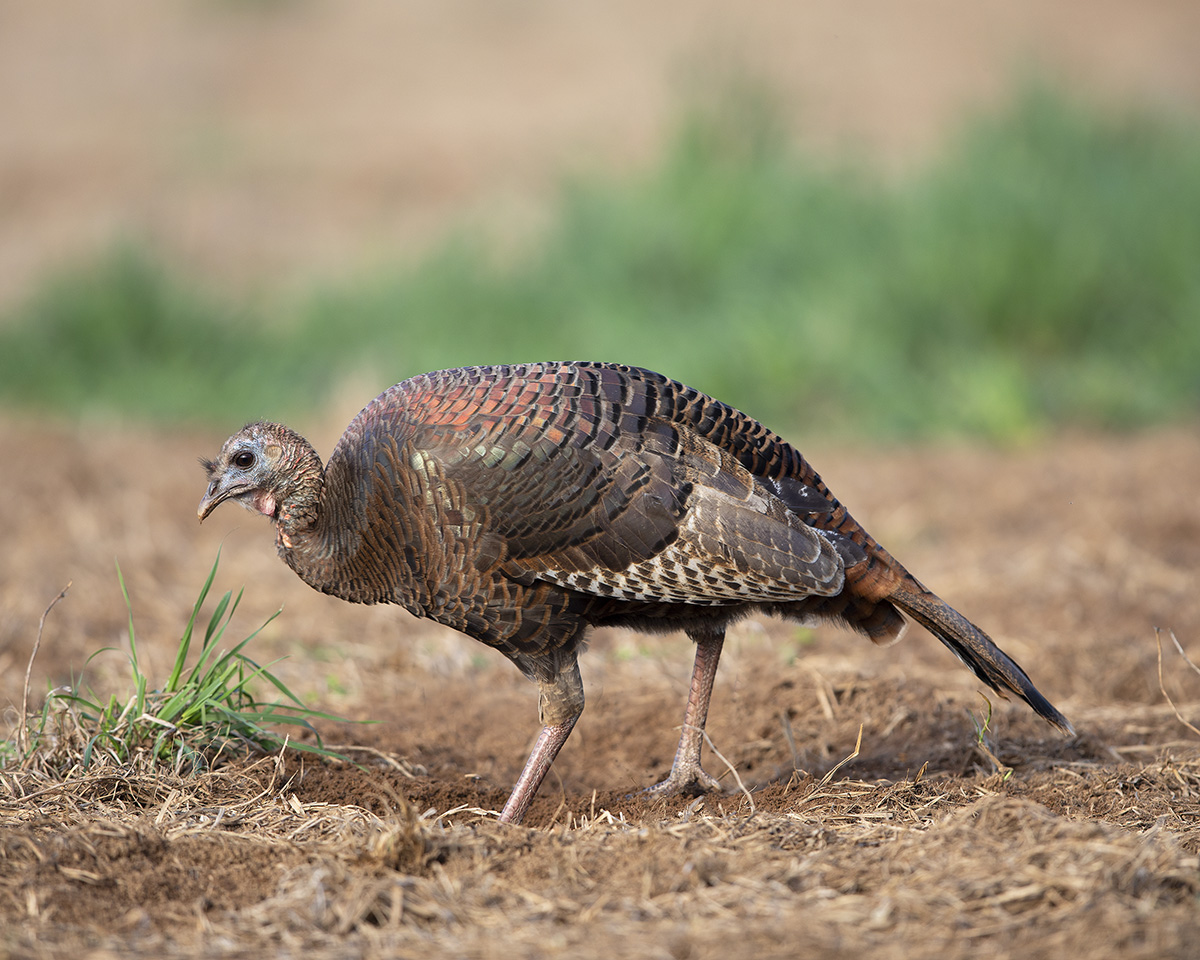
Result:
[1, 82, 1197, 439]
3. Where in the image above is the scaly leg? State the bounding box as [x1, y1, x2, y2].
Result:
[499, 656, 584, 824]
[644, 628, 726, 797]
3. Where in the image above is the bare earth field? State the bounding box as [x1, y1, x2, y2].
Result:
[2, 418, 1199, 959]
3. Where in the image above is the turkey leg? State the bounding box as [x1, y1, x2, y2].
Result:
[499, 656, 584, 824]
[644, 628, 726, 797]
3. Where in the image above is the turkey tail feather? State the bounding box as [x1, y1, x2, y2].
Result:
[891, 586, 1073, 735]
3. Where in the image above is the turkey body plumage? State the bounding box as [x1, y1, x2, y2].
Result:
[198, 362, 1071, 823]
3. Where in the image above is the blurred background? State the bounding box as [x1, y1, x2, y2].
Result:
[2, 0, 1198, 439]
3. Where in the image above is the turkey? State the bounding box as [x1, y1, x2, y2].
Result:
[198, 361, 1071, 824]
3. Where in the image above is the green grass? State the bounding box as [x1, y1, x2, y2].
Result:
[5, 554, 350, 777]
[1, 81, 1198, 439]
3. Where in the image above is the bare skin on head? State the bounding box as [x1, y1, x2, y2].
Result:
[199, 362, 1072, 825]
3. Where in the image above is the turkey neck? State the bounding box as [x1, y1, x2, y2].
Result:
[272, 423, 421, 608]
[271, 433, 330, 554]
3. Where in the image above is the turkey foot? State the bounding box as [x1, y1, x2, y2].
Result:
[641, 728, 724, 797]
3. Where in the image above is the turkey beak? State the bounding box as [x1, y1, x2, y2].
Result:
[197, 478, 230, 522]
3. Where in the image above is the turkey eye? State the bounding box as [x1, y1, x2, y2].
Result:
[232, 451, 256, 469]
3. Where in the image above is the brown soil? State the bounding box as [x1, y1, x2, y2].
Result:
[3, 418, 1200, 959]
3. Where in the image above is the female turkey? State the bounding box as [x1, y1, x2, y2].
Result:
[198, 361, 1071, 824]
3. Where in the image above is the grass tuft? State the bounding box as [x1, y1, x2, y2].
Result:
[969, 693, 1013, 781]
[4, 552, 352, 778]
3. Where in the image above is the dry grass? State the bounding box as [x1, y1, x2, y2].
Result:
[4, 745, 1200, 959]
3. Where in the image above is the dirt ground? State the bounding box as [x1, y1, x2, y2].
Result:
[4, 2, 1200, 959]
[2, 417, 1200, 959]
